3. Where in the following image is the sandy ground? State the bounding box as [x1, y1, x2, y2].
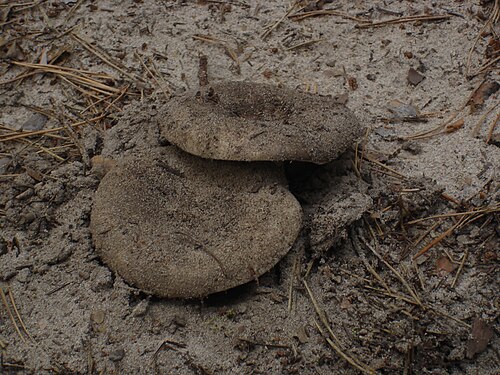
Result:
[0, 0, 499, 374]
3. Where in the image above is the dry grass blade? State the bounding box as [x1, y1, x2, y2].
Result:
[465, 0, 499, 77]
[472, 102, 500, 136]
[261, 1, 299, 40]
[192, 34, 240, 65]
[413, 203, 498, 259]
[406, 78, 486, 140]
[356, 14, 452, 29]
[0, 114, 107, 143]
[408, 203, 500, 225]
[303, 280, 375, 375]
[413, 216, 467, 260]
[289, 9, 368, 22]
[134, 52, 170, 99]
[363, 155, 406, 178]
[358, 236, 424, 308]
[10, 61, 113, 78]
[71, 33, 146, 83]
[0, 288, 26, 344]
[7, 288, 33, 341]
[451, 250, 468, 288]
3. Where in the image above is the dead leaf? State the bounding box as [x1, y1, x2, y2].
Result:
[25, 167, 44, 182]
[435, 255, 456, 273]
[4, 41, 25, 60]
[445, 118, 465, 133]
[468, 80, 500, 109]
[387, 99, 419, 119]
[485, 37, 499, 59]
[333, 92, 349, 105]
[407, 68, 425, 86]
[340, 297, 352, 310]
[466, 318, 494, 358]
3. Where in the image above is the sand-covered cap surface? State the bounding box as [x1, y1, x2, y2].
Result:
[90, 147, 302, 298]
[160, 81, 363, 164]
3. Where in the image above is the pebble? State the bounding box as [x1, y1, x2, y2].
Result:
[109, 347, 125, 362]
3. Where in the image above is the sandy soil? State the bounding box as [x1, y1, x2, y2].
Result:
[0, 1, 499, 374]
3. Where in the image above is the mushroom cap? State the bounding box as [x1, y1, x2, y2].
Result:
[90, 147, 302, 298]
[160, 81, 363, 164]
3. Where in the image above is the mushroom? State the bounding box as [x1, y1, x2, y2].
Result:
[91, 147, 302, 298]
[91, 66, 367, 298]
[160, 81, 363, 164]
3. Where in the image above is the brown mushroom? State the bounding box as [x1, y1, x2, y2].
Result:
[160, 81, 363, 164]
[90, 147, 302, 298]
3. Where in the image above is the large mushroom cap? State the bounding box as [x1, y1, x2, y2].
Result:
[90, 147, 302, 298]
[160, 81, 363, 164]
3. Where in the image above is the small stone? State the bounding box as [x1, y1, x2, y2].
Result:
[16, 268, 31, 283]
[109, 347, 125, 362]
[172, 314, 187, 327]
[22, 113, 48, 131]
[131, 299, 149, 317]
[294, 326, 309, 344]
[407, 68, 425, 86]
[90, 310, 106, 324]
[90, 267, 113, 292]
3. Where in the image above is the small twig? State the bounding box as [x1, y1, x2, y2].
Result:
[198, 54, 209, 87]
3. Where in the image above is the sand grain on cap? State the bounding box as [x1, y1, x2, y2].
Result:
[160, 81, 363, 164]
[90, 147, 302, 298]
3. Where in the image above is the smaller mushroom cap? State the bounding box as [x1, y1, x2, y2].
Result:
[90, 147, 302, 298]
[160, 81, 363, 164]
